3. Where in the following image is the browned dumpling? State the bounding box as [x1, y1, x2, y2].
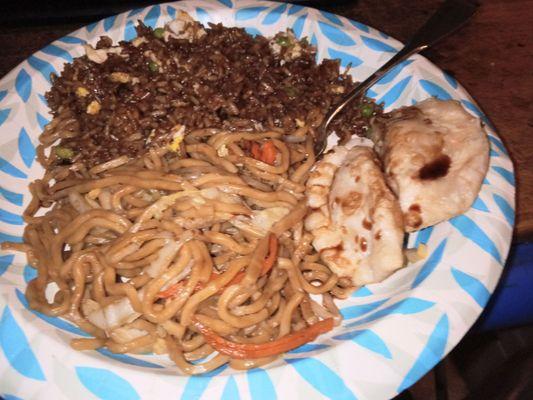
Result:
[370, 98, 489, 232]
[305, 144, 404, 286]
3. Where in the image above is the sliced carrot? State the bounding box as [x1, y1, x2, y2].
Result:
[193, 317, 334, 359]
[157, 280, 186, 299]
[225, 234, 278, 287]
[159, 235, 278, 298]
[249, 140, 278, 165]
[261, 234, 278, 275]
[260, 141, 277, 165]
[250, 142, 262, 160]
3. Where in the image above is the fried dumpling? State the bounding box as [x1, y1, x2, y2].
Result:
[370, 98, 489, 232]
[305, 145, 404, 286]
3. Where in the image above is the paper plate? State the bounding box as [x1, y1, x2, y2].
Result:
[0, 1, 515, 399]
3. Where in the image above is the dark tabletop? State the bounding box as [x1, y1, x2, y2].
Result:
[1, 0, 531, 239]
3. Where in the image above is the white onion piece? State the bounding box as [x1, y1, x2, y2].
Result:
[83, 297, 140, 331]
[110, 327, 148, 344]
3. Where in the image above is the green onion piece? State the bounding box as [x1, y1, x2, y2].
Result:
[153, 28, 165, 39]
[276, 36, 290, 47]
[54, 146, 74, 160]
[284, 86, 298, 98]
[148, 61, 159, 72]
[360, 103, 374, 118]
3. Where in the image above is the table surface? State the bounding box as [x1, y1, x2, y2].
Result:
[0, 0, 531, 240]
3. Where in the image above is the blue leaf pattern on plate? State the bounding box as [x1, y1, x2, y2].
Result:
[236, 7, 269, 21]
[245, 27, 263, 37]
[18, 127, 35, 168]
[376, 60, 413, 85]
[419, 80, 452, 100]
[217, 0, 233, 8]
[0, 157, 28, 179]
[317, 21, 355, 46]
[0, 208, 23, 225]
[0, 306, 46, 381]
[333, 329, 392, 359]
[492, 166, 514, 186]
[320, 11, 343, 26]
[443, 72, 458, 88]
[286, 358, 357, 400]
[127, 8, 143, 18]
[36, 112, 50, 131]
[167, 6, 177, 20]
[58, 36, 86, 45]
[76, 366, 140, 400]
[103, 15, 117, 32]
[351, 286, 372, 297]
[0, 108, 11, 126]
[361, 36, 396, 52]
[196, 7, 211, 25]
[377, 76, 412, 107]
[493, 194, 514, 226]
[144, 5, 161, 28]
[38, 94, 47, 105]
[414, 226, 433, 247]
[23, 265, 37, 283]
[0, 254, 14, 276]
[0, 185, 23, 206]
[461, 99, 495, 129]
[96, 348, 163, 369]
[0, 232, 23, 243]
[292, 14, 307, 38]
[487, 135, 508, 156]
[0, 90, 7, 102]
[288, 343, 329, 354]
[262, 3, 287, 25]
[28, 56, 58, 83]
[247, 368, 277, 400]
[15, 69, 32, 103]
[346, 298, 435, 327]
[471, 197, 489, 212]
[450, 215, 502, 263]
[348, 20, 369, 32]
[221, 376, 240, 400]
[328, 48, 363, 68]
[451, 268, 490, 308]
[41, 44, 73, 63]
[341, 299, 388, 319]
[180, 365, 227, 399]
[86, 21, 98, 33]
[124, 20, 137, 41]
[412, 239, 447, 288]
[398, 314, 449, 392]
[288, 4, 304, 15]
[3, 395, 24, 400]
[15, 289, 89, 337]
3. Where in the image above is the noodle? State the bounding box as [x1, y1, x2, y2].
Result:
[3, 126, 359, 374]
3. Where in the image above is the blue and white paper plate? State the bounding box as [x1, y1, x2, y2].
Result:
[0, 1, 515, 399]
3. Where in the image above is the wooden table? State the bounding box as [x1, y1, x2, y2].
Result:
[1, 0, 531, 240]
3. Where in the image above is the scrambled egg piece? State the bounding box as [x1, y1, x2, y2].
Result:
[167, 125, 186, 152]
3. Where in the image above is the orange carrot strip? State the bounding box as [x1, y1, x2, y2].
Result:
[161, 235, 279, 298]
[193, 317, 334, 359]
[225, 234, 278, 288]
[157, 280, 186, 299]
[250, 142, 262, 160]
[261, 234, 278, 275]
[259, 141, 277, 165]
